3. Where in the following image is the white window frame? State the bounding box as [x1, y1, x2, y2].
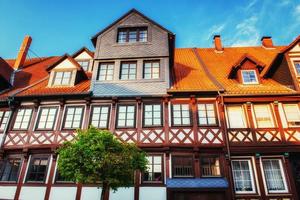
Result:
[61, 104, 86, 130]
[252, 104, 275, 128]
[97, 63, 114, 81]
[231, 159, 256, 194]
[241, 70, 259, 85]
[12, 108, 33, 130]
[90, 104, 111, 129]
[282, 104, 300, 127]
[35, 106, 59, 130]
[52, 71, 73, 86]
[260, 157, 289, 194]
[0, 110, 11, 132]
[226, 105, 248, 128]
[292, 60, 300, 77]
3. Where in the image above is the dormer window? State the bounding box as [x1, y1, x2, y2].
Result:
[241, 70, 258, 84]
[77, 60, 89, 71]
[294, 61, 300, 76]
[117, 27, 147, 43]
[53, 71, 72, 86]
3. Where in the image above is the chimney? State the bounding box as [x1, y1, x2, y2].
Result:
[213, 35, 223, 52]
[14, 35, 32, 70]
[261, 36, 273, 48]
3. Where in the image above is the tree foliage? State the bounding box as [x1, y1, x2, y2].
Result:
[57, 127, 147, 200]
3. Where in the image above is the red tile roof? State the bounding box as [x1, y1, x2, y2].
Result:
[0, 56, 91, 101]
[171, 46, 296, 95]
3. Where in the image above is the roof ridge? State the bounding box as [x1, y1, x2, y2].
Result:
[192, 48, 224, 91]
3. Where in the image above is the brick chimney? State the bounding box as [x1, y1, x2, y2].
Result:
[214, 35, 223, 52]
[261, 36, 273, 48]
[14, 35, 32, 70]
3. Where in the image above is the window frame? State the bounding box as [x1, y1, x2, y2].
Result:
[25, 155, 50, 183]
[116, 104, 136, 129]
[142, 103, 163, 128]
[89, 104, 111, 129]
[200, 155, 222, 177]
[231, 159, 257, 194]
[62, 105, 85, 130]
[77, 60, 90, 71]
[241, 70, 259, 85]
[52, 70, 73, 86]
[0, 155, 22, 182]
[197, 102, 219, 127]
[117, 27, 148, 43]
[171, 103, 192, 127]
[226, 105, 248, 128]
[293, 61, 300, 76]
[0, 110, 11, 132]
[282, 103, 300, 127]
[143, 60, 160, 79]
[260, 157, 289, 194]
[142, 154, 164, 184]
[252, 104, 275, 128]
[172, 155, 195, 178]
[12, 107, 34, 131]
[97, 62, 114, 81]
[35, 106, 59, 131]
[120, 61, 137, 80]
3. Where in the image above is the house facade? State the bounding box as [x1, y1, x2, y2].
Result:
[0, 9, 300, 200]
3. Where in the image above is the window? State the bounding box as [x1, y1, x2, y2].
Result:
[120, 62, 137, 80]
[0, 110, 10, 131]
[198, 103, 217, 126]
[63, 106, 84, 129]
[97, 63, 114, 81]
[232, 159, 256, 193]
[90, 105, 110, 128]
[172, 104, 191, 126]
[13, 108, 33, 130]
[283, 104, 300, 127]
[53, 71, 72, 86]
[201, 157, 221, 177]
[0, 157, 22, 182]
[227, 105, 247, 128]
[253, 105, 274, 128]
[143, 61, 160, 79]
[77, 60, 89, 71]
[261, 159, 288, 193]
[241, 70, 258, 84]
[117, 27, 148, 43]
[294, 62, 300, 75]
[143, 155, 163, 183]
[172, 156, 194, 178]
[117, 105, 135, 128]
[36, 107, 58, 130]
[143, 104, 162, 127]
[26, 155, 50, 182]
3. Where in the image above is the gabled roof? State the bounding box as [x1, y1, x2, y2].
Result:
[91, 8, 174, 46]
[228, 54, 265, 79]
[72, 47, 94, 59]
[280, 34, 300, 53]
[46, 54, 83, 72]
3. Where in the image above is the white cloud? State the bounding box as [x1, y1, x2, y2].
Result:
[206, 23, 227, 41]
[229, 16, 260, 47]
[244, 0, 258, 11]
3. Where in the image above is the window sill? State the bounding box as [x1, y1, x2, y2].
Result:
[112, 42, 152, 47]
[94, 79, 165, 83]
[140, 182, 165, 187]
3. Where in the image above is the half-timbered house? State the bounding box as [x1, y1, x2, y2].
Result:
[0, 8, 300, 200]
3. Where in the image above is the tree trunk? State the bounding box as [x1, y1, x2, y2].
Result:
[100, 182, 110, 200]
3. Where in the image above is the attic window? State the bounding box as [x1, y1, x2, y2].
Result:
[117, 27, 147, 43]
[77, 60, 89, 71]
[294, 61, 300, 76]
[53, 71, 72, 86]
[241, 70, 258, 84]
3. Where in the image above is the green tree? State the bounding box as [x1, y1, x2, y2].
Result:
[57, 127, 148, 200]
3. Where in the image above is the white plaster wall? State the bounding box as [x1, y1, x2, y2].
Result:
[0, 186, 17, 199]
[49, 187, 77, 200]
[54, 59, 77, 69]
[74, 51, 92, 60]
[290, 42, 300, 52]
[110, 187, 134, 200]
[19, 186, 46, 200]
[81, 187, 102, 200]
[139, 187, 166, 200]
[0, 134, 3, 147]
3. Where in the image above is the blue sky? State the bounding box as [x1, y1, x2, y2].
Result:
[0, 0, 299, 58]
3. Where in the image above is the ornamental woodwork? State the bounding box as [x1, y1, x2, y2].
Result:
[197, 128, 223, 145]
[169, 128, 194, 144]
